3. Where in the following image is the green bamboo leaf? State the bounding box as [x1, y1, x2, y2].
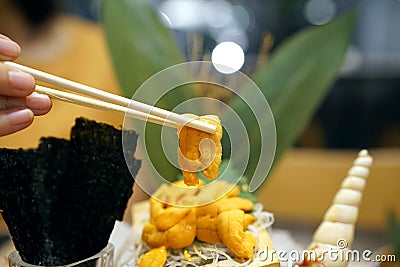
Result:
[227, 11, 356, 190]
[387, 213, 400, 260]
[256, 11, 356, 161]
[102, 0, 184, 97]
[102, 0, 189, 180]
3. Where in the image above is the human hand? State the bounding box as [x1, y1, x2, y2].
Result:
[0, 34, 52, 136]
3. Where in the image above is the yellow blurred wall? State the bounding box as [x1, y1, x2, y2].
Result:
[257, 148, 400, 231]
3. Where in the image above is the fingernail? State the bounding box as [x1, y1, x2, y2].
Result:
[8, 109, 33, 125]
[8, 71, 35, 91]
[0, 38, 20, 58]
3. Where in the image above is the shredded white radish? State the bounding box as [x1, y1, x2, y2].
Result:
[116, 203, 274, 267]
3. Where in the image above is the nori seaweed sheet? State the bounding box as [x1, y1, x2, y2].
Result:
[0, 117, 141, 265]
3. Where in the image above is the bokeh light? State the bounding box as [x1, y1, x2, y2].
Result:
[211, 41, 245, 74]
[304, 0, 337, 25]
[204, 0, 234, 29]
[159, 0, 204, 29]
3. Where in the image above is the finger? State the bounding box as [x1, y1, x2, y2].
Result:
[0, 63, 35, 97]
[0, 93, 52, 116]
[0, 108, 34, 136]
[0, 35, 20, 61]
[0, 95, 26, 110]
[26, 92, 52, 115]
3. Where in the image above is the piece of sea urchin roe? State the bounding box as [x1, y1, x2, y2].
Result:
[138, 246, 167, 267]
[177, 114, 222, 186]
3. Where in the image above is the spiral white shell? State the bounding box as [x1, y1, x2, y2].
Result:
[302, 149, 373, 267]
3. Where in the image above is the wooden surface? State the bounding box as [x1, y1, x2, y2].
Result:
[257, 148, 400, 230]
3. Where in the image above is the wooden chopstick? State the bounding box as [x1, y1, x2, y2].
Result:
[5, 62, 217, 134]
[35, 85, 177, 128]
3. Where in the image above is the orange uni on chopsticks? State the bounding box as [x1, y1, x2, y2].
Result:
[177, 114, 223, 186]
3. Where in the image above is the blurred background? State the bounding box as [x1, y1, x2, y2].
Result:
[1, 0, 399, 265]
[59, 0, 400, 148]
